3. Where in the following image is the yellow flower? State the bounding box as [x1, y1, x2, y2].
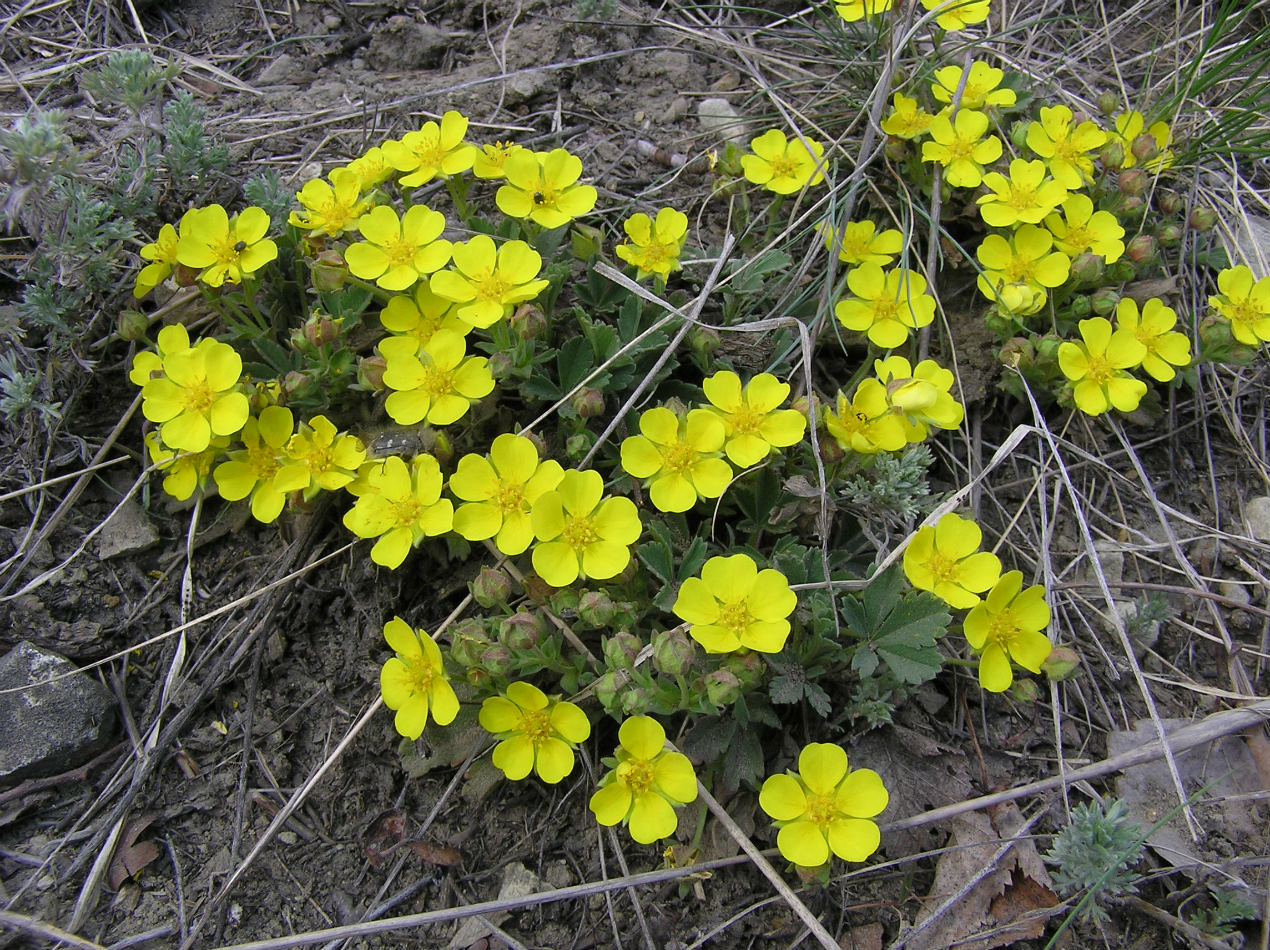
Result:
[129, 322, 193, 387]
[1110, 111, 1173, 170]
[1044, 194, 1125, 263]
[342, 454, 453, 569]
[288, 168, 370, 237]
[382, 110, 476, 187]
[672, 553, 797, 653]
[379, 282, 471, 348]
[380, 617, 459, 740]
[530, 469, 642, 587]
[873, 356, 964, 441]
[740, 129, 826, 195]
[472, 140, 526, 180]
[344, 204, 452, 292]
[133, 222, 180, 297]
[479, 681, 591, 783]
[975, 225, 1070, 305]
[920, 0, 990, 31]
[834, 0, 892, 21]
[903, 512, 1001, 609]
[381, 328, 494, 426]
[496, 148, 598, 229]
[822, 383, 907, 454]
[920, 110, 1002, 188]
[1115, 297, 1191, 382]
[701, 370, 806, 467]
[141, 337, 249, 452]
[963, 571, 1052, 692]
[835, 263, 937, 349]
[144, 430, 224, 501]
[1025, 105, 1107, 189]
[1209, 265, 1270, 346]
[759, 743, 888, 868]
[977, 158, 1069, 229]
[274, 414, 367, 494]
[879, 93, 935, 140]
[931, 62, 1016, 110]
[340, 146, 394, 189]
[589, 716, 698, 844]
[430, 235, 550, 329]
[212, 405, 293, 523]
[615, 207, 689, 279]
[824, 219, 904, 267]
[620, 407, 733, 513]
[1057, 317, 1148, 415]
[175, 205, 277, 288]
[451, 433, 565, 556]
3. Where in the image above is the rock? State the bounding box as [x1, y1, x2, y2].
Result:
[1220, 213, 1270, 278]
[367, 17, 449, 72]
[256, 53, 300, 85]
[1244, 496, 1270, 542]
[505, 68, 551, 105]
[96, 497, 159, 560]
[0, 642, 116, 785]
[447, 861, 541, 949]
[1076, 539, 1124, 589]
[697, 97, 747, 145]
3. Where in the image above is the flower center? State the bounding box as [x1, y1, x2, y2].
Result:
[493, 481, 525, 513]
[805, 791, 837, 828]
[1085, 353, 1115, 385]
[717, 599, 752, 635]
[473, 269, 512, 303]
[182, 380, 215, 414]
[211, 236, 244, 269]
[730, 404, 763, 435]
[246, 441, 280, 478]
[660, 439, 697, 476]
[987, 610, 1017, 648]
[873, 296, 900, 321]
[420, 365, 456, 397]
[384, 236, 419, 270]
[927, 551, 958, 584]
[404, 653, 436, 695]
[390, 496, 423, 529]
[561, 513, 598, 550]
[1064, 224, 1093, 252]
[768, 155, 799, 180]
[1005, 183, 1039, 210]
[620, 758, 656, 795]
[520, 709, 552, 744]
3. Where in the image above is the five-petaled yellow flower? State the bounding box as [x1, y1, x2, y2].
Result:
[873, 356, 965, 441]
[834, 0, 892, 22]
[975, 225, 1070, 305]
[822, 383, 908, 455]
[1209, 265, 1270, 346]
[213, 405, 294, 523]
[977, 158, 1068, 229]
[340, 146, 394, 189]
[1115, 297, 1191, 382]
[175, 204, 278, 288]
[963, 571, 1052, 692]
[1025, 105, 1107, 189]
[615, 207, 689, 279]
[379, 282, 471, 348]
[880, 93, 935, 140]
[920, 0, 989, 31]
[702, 370, 807, 467]
[1044, 194, 1125, 263]
[1110, 111, 1173, 170]
[903, 512, 1002, 609]
[740, 129, 826, 195]
[343, 454, 454, 569]
[835, 263, 937, 349]
[824, 219, 904, 267]
[672, 553, 797, 654]
[345, 204, 452, 292]
[382, 110, 476, 187]
[141, 337, 249, 452]
[274, 414, 367, 495]
[145, 431, 225, 501]
[430, 235, 550, 329]
[620, 407, 733, 513]
[920, 110, 1002, 188]
[129, 322, 193, 388]
[381, 328, 495, 426]
[930, 62, 1016, 110]
[531, 469, 642, 587]
[759, 743, 888, 868]
[380, 617, 459, 740]
[1057, 317, 1148, 416]
[496, 148, 598, 229]
[134, 222, 180, 297]
[450, 433, 565, 556]
[589, 716, 698, 844]
[479, 681, 591, 783]
[288, 168, 371, 237]
[472, 140, 525, 180]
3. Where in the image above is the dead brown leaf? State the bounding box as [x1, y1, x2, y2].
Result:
[363, 811, 407, 868]
[107, 814, 161, 890]
[406, 839, 462, 866]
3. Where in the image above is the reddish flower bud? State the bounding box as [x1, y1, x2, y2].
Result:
[1124, 234, 1158, 268]
[577, 589, 618, 627]
[1118, 168, 1147, 196]
[498, 610, 545, 652]
[1041, 645, 1081, 681]
[651, 628, 695, 676]
[510, 303, 548, 340]
[1096, 91, 1118, 116]
[602, 631, 642, 671]
[705, 669, 742, 707]
[1129, 133, 1159, 165]
[1155, 223, 1182, 247]
[1099, 140, 1125, 168]
[1090, 288, 1120, 316]
[1188, 207, 1216, 232]
[357, 355, 387, 390]
[471, 567, 512, 608]
[571, 387, 605, 420]
[311, 250, 347, 291]
[118, 310, 150, 342]
[1069, 252, 1105, 286]
[1157, 190, 1183, 215]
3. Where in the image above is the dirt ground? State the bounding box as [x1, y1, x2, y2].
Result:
[1, 0, 1268, 948]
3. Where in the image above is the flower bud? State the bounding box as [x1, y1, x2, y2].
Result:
[431, 430, 454, 465]
[704, 669, 742, 707]
[619, 686, 650, 716]
[571, 387, 605, 420]
[1008, 119, 1030, 152]
[652, 628, 695, 676]
[1124, 234, 1157, 269]
[471, 567, 512, 608]
[1155, 223, 1182, 247]
[1096, 91, 1119, 116]
[449, 620, 492, 667]
[1106, 259, 1137, 284]
[479, 643, 514, 678]
[592, 671, 621, 712]
[998, 336, 1036, 370]
[1130, 133, 1159, 165]
[465, 665, 492, 688]
[1099, 140, 1125, 168]
[1118, 168, 1147, 196]
[1090, 287, 1120, 316]
[603, 631, 643, 671]
[499, 610, 546, 652]
[1069, 252, 1105, 287]
[565, 432, 592, 460]
[302, 312, 342, 348]
[1069, 294, 1092, 319]
[118, 310, 150, 342]
[724, 651, 764, 689]
[577, 589, 618, 627]
[1041, 645, 1081, 681]
[883, 136, 908, 163]
[509, 303, 547, 340]
[311, 249, 347, 291]
[281, 370, 318, 401]
[487, 351, 517, 381]
[357, 355, 387, 390]
[1157, 190, 1183, 215]
[1188, 207, 1216, 232]
[1009, 677, 1040, 704]
[689, 326, 720, 360]
[570, 222, 604, 260]
[1118, 195, 1146, 221]
[1034, 334, 1064, 365]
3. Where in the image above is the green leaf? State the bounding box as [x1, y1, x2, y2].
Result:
[637, 538, 675, 587]
[556, 336, 593, 393]
[678, 535, 709, 580]
[720, 725, 764, 795]
[843, 566, 949, 685]
[736, 465, 782, 526]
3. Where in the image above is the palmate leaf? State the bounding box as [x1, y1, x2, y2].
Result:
[844, 566, 949, 685]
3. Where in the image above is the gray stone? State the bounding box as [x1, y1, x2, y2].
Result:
[367, 17, 449, 72]
[505, 68, 552, 106]
[0, 642, 116, 785]
[697, 97, 747, 145]
[256, 53, 300, 85]
[1244, 495, 1270, 542]
[96, 497, 158, 560]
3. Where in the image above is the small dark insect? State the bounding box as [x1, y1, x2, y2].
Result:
[233, 240, 247, 252]
[362, 424, 434, 459]
[532, 191, 547, 205]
